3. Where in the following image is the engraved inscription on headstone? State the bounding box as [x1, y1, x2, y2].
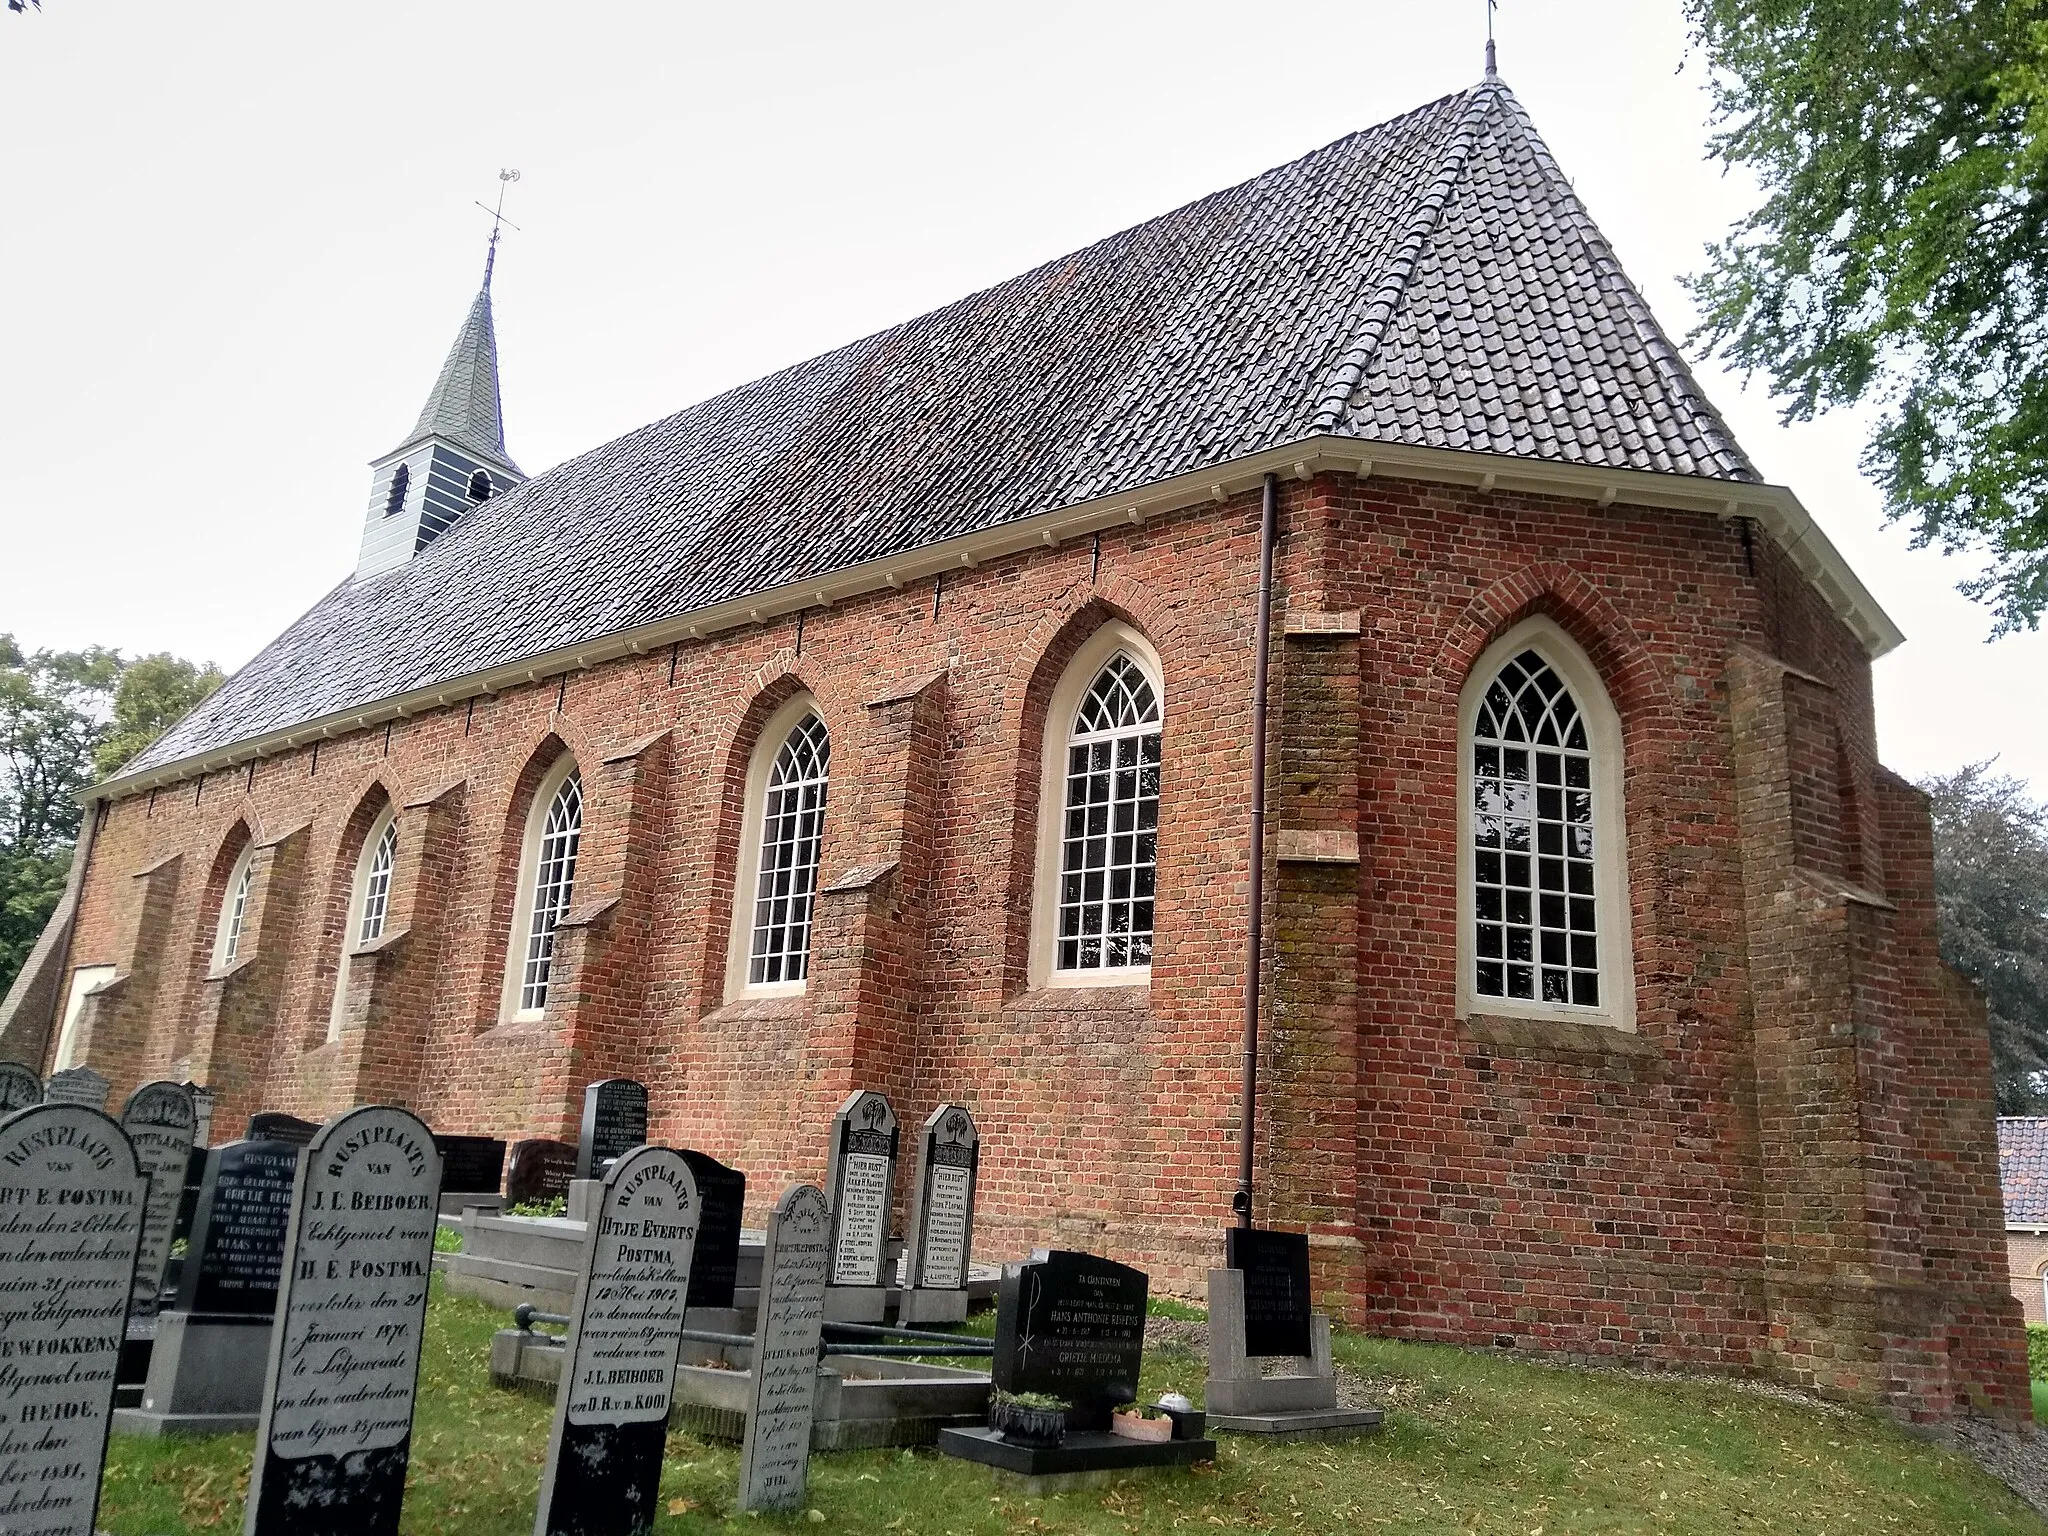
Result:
[0, 1058, 40, 1113]
[575, 1080, 649, 1181]
[0, 1102, 148, 1536]
[245, 1111, 318, 1148]
[245, 1106, 442, 1536]
[433, 1135, 507, 1196]
[176, 1140, 299, 1316]
[44, 1065, 111, 1110]
[1227, 1226, 1313, 1359]
[506, 1138, 578, 1207]
[533, 1146, 699, 1536]
[824, 1090, 896, 1288]
[993, 1250, 1149, 1430]
[117, 1082, 197, 1372]
[736, 1185, 830, 1513]
[677, 1149, 745, 1312]
[904, 1104, 978, 1292]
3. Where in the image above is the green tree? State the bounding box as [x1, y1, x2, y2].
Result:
[1685, 1, 2048, 631]
[1921, 762, 2048, 1112]
[96, 653, 224, 779]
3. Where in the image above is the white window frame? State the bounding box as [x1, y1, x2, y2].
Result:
[499, 755, 582, 1024]
[210, 843, 257, 974]
[52, 964, 116, 1072]
[1030, 622, 1166, 991]
[725, 694, 830, 1002]
[1456, 616, 1635, 1030]
[328, 806, 397, 1043]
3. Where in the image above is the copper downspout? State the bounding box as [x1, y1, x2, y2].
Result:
[1235, 471, 1279, 1229]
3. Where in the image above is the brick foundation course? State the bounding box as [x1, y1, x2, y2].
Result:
[32, 469, 2029, 1422]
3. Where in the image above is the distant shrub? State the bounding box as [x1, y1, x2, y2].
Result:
[2027, 1324, 2048, 1380]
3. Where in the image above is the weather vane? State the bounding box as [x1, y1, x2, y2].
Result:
[478, 168, 521, 290]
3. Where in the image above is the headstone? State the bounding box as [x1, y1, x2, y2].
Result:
[1227, 1226, 1313, 1359]
[175, 1139, 300, 1316]
[992, 1250, 1148, 1430]
[736, 1185, 831, 1513]
[245, 1111, 318, 1148]
[116, 1082, 198, 1395]
[904, 1104, 978, 1291]
[678, 1149, 745, 1312]
[824, 1089, 897, 1289]
[245, 1106, 442, 1536]
[533, 1146, 700, 1536]
[0, 1057, 41, 1112]
[161, 1143, 210, 1298]
[44, 1064, 111, 1109]
[575, 1079, 649, 1180]
[434, 1134, 507, 1195]
[0, 1102, 148, 1536]
[181, 1081, 216, 1147]
[506, 1138, 578, 1206]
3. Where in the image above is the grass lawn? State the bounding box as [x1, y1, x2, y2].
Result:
[97, 1279, 2046, 1535]
[2035, 1378, 2048, 1425]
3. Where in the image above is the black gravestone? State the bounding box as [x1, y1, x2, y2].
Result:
[905, 1104, 978, 1291]
[575, 1079, 648, 1180]
[245, 1111, 318, 1148]
[175, 1139, 299, 1316]
[161, 1143, 210, 1300]
[506, 1138, 578, 1206]
[1227, 1226, 1313, 1359]
[433, 1134, 507, 1195]
[117, 1081, 197, 1395]
[0, 1057, 40, 1112]
[992, 1250, 1148, 1430]
[678, 1149, 746, 1311]
[246, 1106, 442, 1536]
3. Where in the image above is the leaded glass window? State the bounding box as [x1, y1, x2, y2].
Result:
[357, 820, 397, 945]
[748, 714, 830, 986]
[219, 856, 253, 968]
[519, 771, 582, 1014]
[1472, 650, 1599, 1007]
[1056, 652, 1161, 973]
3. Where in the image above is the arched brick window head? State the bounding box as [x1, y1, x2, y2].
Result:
[1056, 654, 1161, 974]
[747, 713, 830, 987]
[501, 757, 582, 1021]
[1457, 617, 1634, 1030]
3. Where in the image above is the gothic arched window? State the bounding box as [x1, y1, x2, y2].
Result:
[1459, 619, 1632, 1026]
[742, 709, 830, 989]
[212, 843, 255, 971]
[329, 805, 397, 1043]
[384, 463, 410, 518]
[503, 757, 582, 1020]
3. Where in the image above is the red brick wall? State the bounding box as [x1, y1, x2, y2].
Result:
[50, 468, 2027, 1420]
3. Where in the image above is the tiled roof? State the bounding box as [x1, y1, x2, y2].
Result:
[2000, 1118, 2048, 1226]
[393, 284, 520, 474]
[123, 77, 1757, 780]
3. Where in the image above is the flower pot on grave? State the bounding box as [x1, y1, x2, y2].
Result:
[989, 1396, 1067, 1449]
[1111, 1408, 1175, 1443]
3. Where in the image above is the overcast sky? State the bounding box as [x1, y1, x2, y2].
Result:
[3, 1, 2044, 792]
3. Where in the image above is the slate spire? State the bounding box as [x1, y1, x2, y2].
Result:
[400, 281, 519, 474]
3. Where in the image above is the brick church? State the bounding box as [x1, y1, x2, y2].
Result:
[2, 73, 2027, 1420]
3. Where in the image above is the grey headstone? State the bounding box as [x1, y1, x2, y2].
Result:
[244, 1111, 318, 1148]
[824, 1090, 897, 1288]
[903, 1103, 978, 1292]
[44, 1064, 111, 1110]
[180, 1081, 216, 1148]
[0, 1102, 148, 1536]
[0, 1058, 41, 1112]
[120, 1081, 197, 1337]
[575, 1079, 649, 1180]
[534, 1146, 700, 1536]
[245, 1106, 443, 1536]
[736, 1184, 830, 1513]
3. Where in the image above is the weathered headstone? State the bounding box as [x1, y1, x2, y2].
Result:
[533, 1146, 699, 1536]
[175, 1139, 300, 1316]
[575, 1079, 649, 1180]
[992, 1250, 1148, 1430]
[678, 1149, 746, 1312]
[0, 1057, 41, 1112]
[901, 1104, 977, 1323]
[44, 1064, 111, 1109]
[506, 1137, 578, 1206]
[245, 1111, 318, 1148]
[245, 1106, 442, 1536]
[824, 1089, 897, 1294]
[0, 1102, 148, 1536]
[181, 1081, 216, 1148]
[115, 1081, 198, 1398]
[1227, 1226, 1312, 1359]
[736, 1185, 831, 1513]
